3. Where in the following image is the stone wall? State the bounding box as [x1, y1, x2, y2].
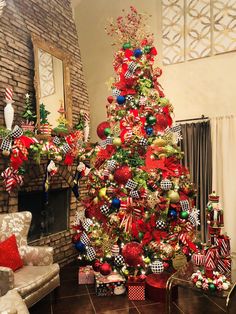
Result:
[0, 0, 89, 265]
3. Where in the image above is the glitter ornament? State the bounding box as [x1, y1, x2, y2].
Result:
[160, 179, 172, 191]
[122, 242, 143, 267]
[114, 166, 132, 184]
[100, 262, 112, 276]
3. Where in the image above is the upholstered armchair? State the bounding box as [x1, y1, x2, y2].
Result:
[0, 211, 60, 309]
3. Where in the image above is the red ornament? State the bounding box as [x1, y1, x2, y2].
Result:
[92, 259, 102, 272]
[122, 242, 143, 267]
[97, 121, 110, 140]
[99, 262, 112, 276]
[107, 96, 114, 104]
[114, 166, 132, 185]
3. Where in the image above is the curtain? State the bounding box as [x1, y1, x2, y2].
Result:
[211, 116, 236, 254]
[180, 121, 212, 241]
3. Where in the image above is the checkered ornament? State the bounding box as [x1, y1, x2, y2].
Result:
[126, 95, 134, 102]
[180, 200, 190, 212]
[86, 246, 96, 261]
[82, 218, 93, 232]
[160, 179, 172, 191]
[112, 88, 121, 96]
[114, 255, 125, 266]
[156, 220, 167, 230]
[150, 260, 164, 274]
[107, 160, 117, 171]
[130, 190, 140, 199]
[80, 232, 90, 246]
[125, 179, 138, 190]
[53, 136, 61, 145]
[139, 137, 148, 146]
[100, 205, 110, 216]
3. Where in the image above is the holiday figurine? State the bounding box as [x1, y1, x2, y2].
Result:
[206, 192, 224, 229]
[4, 87, 14, 130]
[39, 103, 51, 135]
[53, 101, 69, 135]
[21, 93, 36, 132]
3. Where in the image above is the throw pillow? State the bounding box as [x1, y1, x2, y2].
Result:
[0, 234, 23, 271]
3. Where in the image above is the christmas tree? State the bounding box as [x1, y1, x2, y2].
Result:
[74, 7, 199, 277]
[22, 93, 36, 124]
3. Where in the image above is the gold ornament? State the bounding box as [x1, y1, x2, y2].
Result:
[98, 187, 108, 200]
[167, 190, 180, 203]
[159, 242, 174, 259]
[172, 253, 187, 270]
[113, 137, 122, 146]
[2, 150, 10, 157]
[152, 138, 167, 147]
[147, 192, 159, 208]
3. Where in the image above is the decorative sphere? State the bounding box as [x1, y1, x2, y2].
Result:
[180, 211, 189, 219]
[143, 256, 151, 264]
[167, 190, 180, 203]
[92, 260, 102, 272]
[222, 282, 229, 290]
[146, 115, 157, 125]
[100, 262, 112, 276]
[111, 198, 121, 209]
[97, 121, 110, 139]
[133, 48, 142, 58]
[168, 209, 177, 220]
[151, 260, 164, 274]
[122, 242, 143, 267]
[74, 241, 85, 252]
[113, 137, 122, 146]
[117, 95, 126, 105]
[114, 166, 132, 184]
[107, 96, 114, 103]
[209, 283, 216, 291]
[123, 42, 131, 49]
[104, 127, 111, 136]
[138, 232, 144, 240]
[146, 126, 153, 136]
[160, 179, 172, 191]
[55, 155, 62, 162]
[2, 150, 11, 156]
[153, 138, 167, 147]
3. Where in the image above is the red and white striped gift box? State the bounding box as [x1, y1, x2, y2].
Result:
[217, 257, 231, 274]
[215, 235, 230, 257]
[127, 282, 145, 300]
[204, 247, 219, 270]
[192, 253, 205, 266]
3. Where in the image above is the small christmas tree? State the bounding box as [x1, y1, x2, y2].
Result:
[21, 93, 36, 132]
[73, 7, 198, 277]
[39, 103, 51, 135]
[53, 101, 69, 135]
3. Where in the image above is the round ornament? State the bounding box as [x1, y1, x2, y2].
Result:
[114, 166, 132, 184]
[107, 96, 114, 103]
[114, 254, 125, 266]
[97, 121, 110, 139]
[111, 244, 120, 256]
[172, 253, 187, 270]
[2, 150, 10, 157]
[156, 220, 167, 230]
[117, 95, 126, 105]
[100, 204, 110, 216]
[160, 179, 172, 191]
[100, 262, 112, 276]
[168, 209, 177, 220]
[74, 241, 85, 252]
[122, 242, 143, 267]
[86, 246, 96, 261]
[167, 190, 180, 203]
[133, 48, 142, 58]
[92, 259, 102, 272]
[113, 137, 122, 146]
[209, 283, 216, 291]
[123, 42, 131, 49]
[111, 198, 121, 209]
[146, 126, 153, 136]
[104, 127, 111, 136]
[180, 211, 189, 219]
[150, 260, 164, 274]
[146, 115, 157, 125]
[159, 242, 174, 259]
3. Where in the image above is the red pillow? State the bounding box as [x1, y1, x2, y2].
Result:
[0, 234, 23, 271]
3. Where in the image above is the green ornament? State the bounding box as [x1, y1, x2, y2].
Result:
[144, 45, 151, 53]
[208, 283, 216, 291]
[143, 256, 151, 264]
[123, 269, 129, 276]
[146, 115, 157, 125]
[138, 232, 144, 240]
[104, 128, 111, 136]
[123, 42, 131, 49]
[180, 211, 189, 219]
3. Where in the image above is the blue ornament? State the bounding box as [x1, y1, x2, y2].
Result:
[117, 95, 126, 105]
[168, 209, 177, 220]
[134, 48, 142, 58]
[146, 126, 153, 136]
[74, 241, 86, 252]
[111, 198, 121, 209]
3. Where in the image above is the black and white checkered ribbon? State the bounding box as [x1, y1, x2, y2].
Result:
[99, 137, 113, 148]
[112, 88, 121, 96]
[125, 179, 138, 190]
[53, 136, 61, 145]
[107, 160, 117, 171]
[139, 137, 148, 146]
[61, 143, 71, 154]
[130, 190, 140, 199]
[86, 246, 96, 261]
[180, 200, 190, 211]
[0, 125, 23, 151]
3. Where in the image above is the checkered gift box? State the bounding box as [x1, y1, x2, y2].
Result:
[127, 281, 145, 300]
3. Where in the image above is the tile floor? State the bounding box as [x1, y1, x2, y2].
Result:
[30, 261, 227, 314]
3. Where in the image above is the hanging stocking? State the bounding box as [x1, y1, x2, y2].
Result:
[72, 162, 90, 199]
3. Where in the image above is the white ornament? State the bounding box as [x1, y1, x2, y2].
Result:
[222, 282, 229, 290]
[150, 260, 164, 274]
[4, 102, 14, 130]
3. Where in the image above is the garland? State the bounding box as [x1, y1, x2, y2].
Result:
[191, 270, 230, 291]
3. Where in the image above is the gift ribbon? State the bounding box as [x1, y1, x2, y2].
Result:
[1, 167, 23, 193]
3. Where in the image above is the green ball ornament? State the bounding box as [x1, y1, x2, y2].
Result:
[180, 211, 189, 219]
[138, 232, 144, 240]
[143, 256, 151, 264]
[123, 269, 129, 276]
[113, 137, 122, 146]
[209, 283, 216, 291]
[167, 190, 180, 203]
[146, 115, 157, 125]
[144, 45, 151, 53]
[123, 42, 131, 49]
[104, 128, 111, 136]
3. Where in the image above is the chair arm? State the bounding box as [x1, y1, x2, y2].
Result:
[0, 267, 14, 297]
[20, 245, 54, 266]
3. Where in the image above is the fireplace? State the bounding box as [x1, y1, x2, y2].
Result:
[18, 188, 70, 241]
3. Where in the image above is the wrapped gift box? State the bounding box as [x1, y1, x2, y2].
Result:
[217, 256, 231, 275]
[192, 252, 205, 266]
[127, 279, 145, 300]
[95, 272, 126, 296]
[146, 273, 178, 302]
[78, 266, 95, 284]
[215, 235, 230, 257]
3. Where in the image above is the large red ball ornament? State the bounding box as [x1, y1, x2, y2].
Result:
[92, 259, 102, 272]
[99, 262, 112, 276]
[114, 166, 132, 185]
[122, 242, 144, 267]
[107, 96, 114, 104]
[97, 121, 110, 140]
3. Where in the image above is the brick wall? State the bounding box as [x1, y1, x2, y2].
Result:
[0, 0, 89, 265]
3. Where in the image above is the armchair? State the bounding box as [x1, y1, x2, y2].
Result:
[0, 211, 60, 308]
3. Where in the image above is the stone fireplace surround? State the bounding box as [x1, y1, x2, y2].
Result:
[0, 0, 90, 266]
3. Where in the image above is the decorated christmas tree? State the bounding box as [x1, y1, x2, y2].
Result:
[74, 7, 199, 277]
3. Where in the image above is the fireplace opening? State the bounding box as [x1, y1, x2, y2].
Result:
[18, 188, 70, 241]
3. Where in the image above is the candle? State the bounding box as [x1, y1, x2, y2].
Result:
[5, 87, 13, 102]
